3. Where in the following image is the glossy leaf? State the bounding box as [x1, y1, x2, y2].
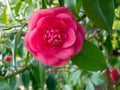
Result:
[42, 0, 47, 9]
[72, 40, 106, 71]
[105, 35, 113, 54]
[22, 70, 30, 89]
[46, 73, 57, 90]
[65, 0, 82, 16]
[85, 80, 95, 90]
[31, 59, 45, 88]
[58, 0, 64, 6]
[63, 85, 73, 90]
[30, 73, 40, 90]
[69, 70, 81, 85]
[11, 23, 27, 66]
[91, 73, 106, 85]
[15, 0, 22, 16]
[1, 6, 7, 24]
[109, 58, 118, 66]
[83, 0, 115, 33]
[9, 76, 17, 90]
[0, 78, 11, 90]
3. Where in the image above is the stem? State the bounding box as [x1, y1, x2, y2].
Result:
[4, 64, 32, 79]
[0, 25, 23, 29]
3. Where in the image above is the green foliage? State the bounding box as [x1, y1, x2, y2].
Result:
[69, 70, 81, 85]
[72, 40, 106, 71]
[0, 6, 7, 24]
[65, 0, 82, 19]
[105, 35, 113, 54]
[46, 73, 57, 90]
[85, 80, 95, 90]
[91, 73, 106, 86]
[22, 70, 30, 89]
[0, 0, 120, 89]
[31, 59, 46, 88]
[0, 78, 11, 90]
[9, 76, 17, 90]
[11, 23, 27, 66]
[83, 0, 115, 33]
[15, 0, 23, 16]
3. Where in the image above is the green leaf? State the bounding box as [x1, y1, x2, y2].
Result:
[58, 0, 64, 6]
[85, 80, 95, 90]
[63, 85, 73, 90]
[0, 78, 11, 90]
[46, 73, 57, 90]
[65, 0, 82, 16]
[83, 0, 115, 33]
[22, 70, 30, 89]
[72, 40, 106, 71]
[17, 37, 24, 58]
[11, 23, 27, 66]
[30, 73, 40, 90]
[109, 58, 118, 66]
[42, 0, 47, 9]
[15, 0, 22, 16]
[31, 59, 45, 88]
[91, 73, 106, 86]
[9, 76, 17, 90]
[25, 52, 30, 65]
[105, 35, 113, 54]
[117, 27, 120, 37]
[69, 70, 81, 85]
[1, 6, 7, 24]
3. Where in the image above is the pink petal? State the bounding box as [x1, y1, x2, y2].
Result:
[28, 28, 41, 52]
[56, 13, 72, 20]
[52, 7, 74, 20]
[37, 16, 60, 29]
[73, 32, 84, 54]
[28, 9, 54, 31]
[24, 31, 37, 56]
[77, 23, 86, 40]
[55, 47, 74, 60]
[34, 53, 68, 66]
[53, 20, 66, 30]
[63, 28, 76, 48]
[57, 13, 77, 30]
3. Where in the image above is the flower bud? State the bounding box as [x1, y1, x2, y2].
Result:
[4, 55, 12, 62]
[110, 68, 118, 83]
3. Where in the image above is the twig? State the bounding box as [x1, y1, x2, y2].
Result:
[4, 64, 32, 79]
[0, 25, 23, 29]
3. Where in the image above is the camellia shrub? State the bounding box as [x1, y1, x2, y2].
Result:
[0, 0, 120, 90]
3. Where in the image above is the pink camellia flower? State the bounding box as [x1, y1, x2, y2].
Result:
[24, 7, 85, 66]
[110, 68, 118, 83]
[4, 55, 12, 62]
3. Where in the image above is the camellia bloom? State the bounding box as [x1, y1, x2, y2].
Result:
[24, 7, 85, 66]
[110, 68, 118, 83]
[4, 55, 12, 62]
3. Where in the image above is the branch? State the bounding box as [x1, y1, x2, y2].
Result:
[0, 25, 23, 29]
[4, 64, 32, 79]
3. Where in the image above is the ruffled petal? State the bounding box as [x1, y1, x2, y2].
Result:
[63, 28, 76, 48]
[53, 20, 66, 30]
[77, 23, 86, 40]
[28, 9, 54, 31]
[28, 28, 41, 51]
[34, 53, 68, 66]
[24, 31, 37, 56]
[56, 13, 77, 30]
[55, 47, 74, 60]
[37, 16, 60, 29]
[52, 7, 74, 20]
[73, 32, 84, 54]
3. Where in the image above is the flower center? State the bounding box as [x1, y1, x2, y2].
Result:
[43, 28, 66, 46]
